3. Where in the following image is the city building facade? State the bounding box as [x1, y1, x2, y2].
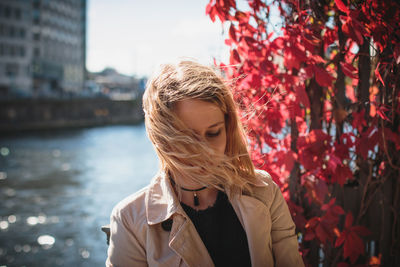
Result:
[0, 0, 86, 98]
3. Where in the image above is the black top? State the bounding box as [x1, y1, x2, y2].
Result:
[181, 191, 252, 267]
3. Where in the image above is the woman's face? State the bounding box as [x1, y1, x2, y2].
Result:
[174, 98, 227, 156]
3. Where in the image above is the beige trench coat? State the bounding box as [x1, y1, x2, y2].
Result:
[106, 170, 304, 267]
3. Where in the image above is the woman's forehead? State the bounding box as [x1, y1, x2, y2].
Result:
[174, 99, 225, 131]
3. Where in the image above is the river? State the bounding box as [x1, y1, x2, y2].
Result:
[0, 124, 158, 266]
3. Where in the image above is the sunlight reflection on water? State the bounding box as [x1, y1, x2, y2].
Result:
[0, 124, 158, 266]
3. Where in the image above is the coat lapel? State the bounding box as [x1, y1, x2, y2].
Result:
[168, 213, 214, 267]
[231, 195, 274, 267]
[145, 171, 274, 266]
[146, 172, 214, 267]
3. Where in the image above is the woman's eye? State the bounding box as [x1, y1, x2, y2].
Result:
[206, 129, 221, 138]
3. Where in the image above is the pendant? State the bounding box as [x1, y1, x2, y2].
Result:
[194, 192, 199, 206]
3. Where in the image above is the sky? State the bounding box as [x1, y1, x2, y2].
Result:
[86, 0, 230, 78]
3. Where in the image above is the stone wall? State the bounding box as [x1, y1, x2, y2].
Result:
[0, 97, 143, 131]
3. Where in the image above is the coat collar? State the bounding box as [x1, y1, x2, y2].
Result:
[145, 171, 215, 266]
[145, 169, 273, 266]
[145, 171, 183, 225]
[145, 169, 270, 225]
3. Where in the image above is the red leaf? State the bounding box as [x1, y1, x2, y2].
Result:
[384, 128, 400, 150]
[310, 54, 326, 64]
[335, 0, 350, 14]
[206, 1, 217, 22]
[375, 63, 385, 86]
[342, 17, 364, 45]
[244, 36, 256, 48]
[230, 49, 241, 64]
[352, 110, 367, 132]
[340, 62, 358, 79]
[229, 23, 237, 42]
[235, 10, 248, 23]
[272, 37, 285, 50]
[321, 198, 344, 226]
[241, 73, 261, 88]
[345, 212, 354, 228]
[296, 116, 308, 134]
[322, 198, 336, 211]
[336, 212, 372, 263]
[376, 104, 390, 121]
[305, 217, 334, 244]
[335, 232, 346, 247]
[344, 231, 365, 263]
[332, 205, 345, 215]
[297, 130, 331, 170]
[296, 86, 310, 108]
[305, 217, 319, 228]
[333, 164, 353, 186]
[315, 179, 329, 205]
[315, 223, 330, 244]
[356, 126, 379, 160]
[304, 231, 316, 241]
[284, 48, 301, 70]
[314, 65, 334, 87]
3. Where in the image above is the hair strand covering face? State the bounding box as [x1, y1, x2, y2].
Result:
[143, 60, 258, 198]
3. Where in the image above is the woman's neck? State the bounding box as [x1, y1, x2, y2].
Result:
[169, 174, 219, 210]
[179, 187, 218, 210]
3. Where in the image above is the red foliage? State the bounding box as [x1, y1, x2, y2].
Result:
[335, 213, 371, 264]
[305, 198, 344, 244]
[207, 0, 400, 265]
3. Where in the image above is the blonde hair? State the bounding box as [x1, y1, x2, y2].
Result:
[143, 60, 257, 197]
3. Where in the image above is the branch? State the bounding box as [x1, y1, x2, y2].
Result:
[356, 162, 373, 223]
[380, 118, 400, 171]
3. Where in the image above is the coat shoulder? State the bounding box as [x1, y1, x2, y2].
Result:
[251, 169, 280, 208]
[111, 185, 149, 226]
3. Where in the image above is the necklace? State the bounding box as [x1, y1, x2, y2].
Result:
[169, 177, 207, 206]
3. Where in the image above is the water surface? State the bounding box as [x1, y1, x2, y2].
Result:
[0, 124, 158, 266]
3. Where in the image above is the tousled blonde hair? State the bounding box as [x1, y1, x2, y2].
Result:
[143, 60, 257, 197]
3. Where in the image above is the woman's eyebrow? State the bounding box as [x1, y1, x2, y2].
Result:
[208, 121, 224, 129]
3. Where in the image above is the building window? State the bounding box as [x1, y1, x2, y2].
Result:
[19, 28, 25, 38]
[19, 46, 25, 57]
[4, 6, 11, 18]
[8, 26, 15, 38]
[33, 10, 40, 25]
[33, 1, 40, 9]
[6, 63, 19, 77]
[33, 47, 40, 57]
[10, 46, 16, 57]
[15, 8, 21, 19]
[33, 32, 40, 41]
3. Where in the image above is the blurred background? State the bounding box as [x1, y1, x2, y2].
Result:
[0, 0, 227, 265]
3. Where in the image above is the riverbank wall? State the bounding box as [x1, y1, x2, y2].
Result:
[0, 97, 144, 132]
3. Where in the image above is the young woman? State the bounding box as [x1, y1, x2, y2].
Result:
[106, 60, 304, 267]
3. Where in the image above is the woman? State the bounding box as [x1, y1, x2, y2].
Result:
[106, 60, 304, 267]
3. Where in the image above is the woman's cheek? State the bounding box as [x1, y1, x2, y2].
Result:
[213, 131, 227, 156]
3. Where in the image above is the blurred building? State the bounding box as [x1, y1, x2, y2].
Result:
[0, 0, 86, 98]
[88, 68, 146, 100]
